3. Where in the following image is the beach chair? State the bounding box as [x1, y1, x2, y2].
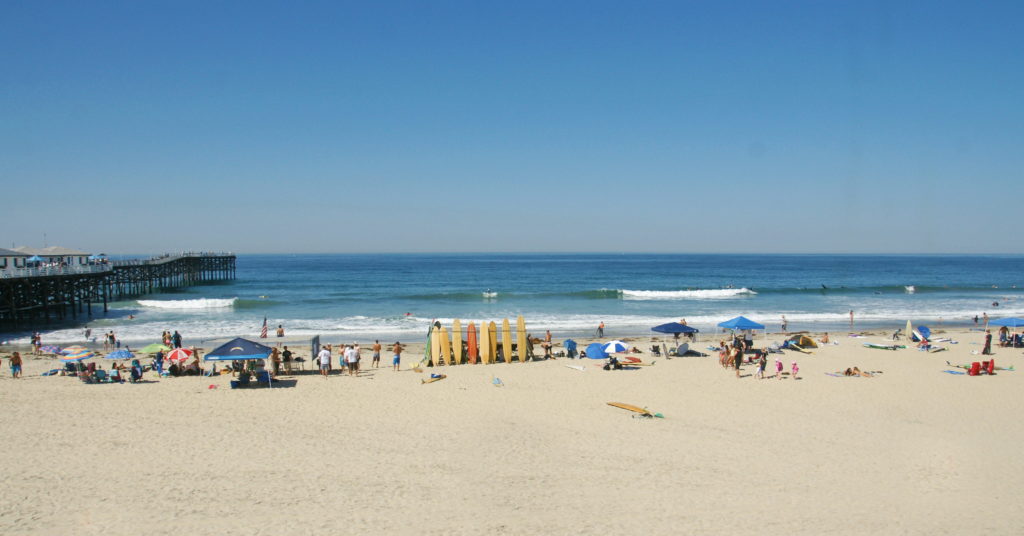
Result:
[94, 370, 109, 383]
[230, 374, 252, 389]
[255, 370, 273, 387]
[986, 359, 996, 375]
[650, 345, 662, 357]
[968, 362, 981, 376]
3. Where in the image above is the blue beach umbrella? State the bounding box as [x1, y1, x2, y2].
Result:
[651, 322, 699, 334]
[105, 349, 134, 360]
[563, 339, 577, 354]
[989, 317, 1024, 328]
[584, 343, 608, 359]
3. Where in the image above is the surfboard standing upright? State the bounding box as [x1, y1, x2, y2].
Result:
[439, 327, 452, 366]
[430, 325, 441, 367]
[501, 318, 513, 364]
[516, 315, 528, 363]
[452, 319, 463, 366]
[479, 321, 492, 364]
[466, 322, 478, 364]
[488, 321, 498, 364]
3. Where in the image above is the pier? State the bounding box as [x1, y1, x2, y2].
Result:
[0, 253, 235, 327]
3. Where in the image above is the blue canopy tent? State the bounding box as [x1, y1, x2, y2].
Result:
[651, 322, 699, 334]
[584, 342, 608, 359]
[204, 337, 272, 361]
[563, 339, 578, 358]
[717, 316, 765, 331]
[989, 317, 1024, 328]
[911, 326, 932, 342]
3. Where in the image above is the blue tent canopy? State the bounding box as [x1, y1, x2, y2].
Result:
[717, 316, 765, 330]
[584, 342, 608, 359]
[204, 337, 272, 361]
[989, 317, 1024, 328]
[563, 339, 577, 353]
[652, 322, 699, 334]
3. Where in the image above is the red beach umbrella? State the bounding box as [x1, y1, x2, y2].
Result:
[165, 348, 194, 362]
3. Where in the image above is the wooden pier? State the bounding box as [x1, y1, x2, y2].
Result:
[0, 253, 235, 328]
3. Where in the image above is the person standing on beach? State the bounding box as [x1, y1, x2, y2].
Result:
[172, 331, 182, 349]
[781, 315, 788, 332]
[282, 346, 293, 374]
[392, 342, 402, 371]
[732, 346, 742, 378]
[318, 345, 331, 378]
[345, 344, 359, 376]
[982, 330, 993, 355]
[9, 351, 22, 378]
[849, 310, 854, 328]
[372, 340, 381, 368]
[276, 324, 284, 337]
[983, 312, 989, 328]
[597, 322, 605, 338]
[756, 352, 767, 380]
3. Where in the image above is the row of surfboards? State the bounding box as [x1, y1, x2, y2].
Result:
[421, 316, 529, 366]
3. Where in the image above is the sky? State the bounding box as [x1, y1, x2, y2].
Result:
[2, 1, 1022, 254]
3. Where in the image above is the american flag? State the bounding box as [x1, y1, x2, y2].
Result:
[260, 316, 268, 338]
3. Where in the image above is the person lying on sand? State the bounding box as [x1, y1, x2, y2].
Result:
[842, 367, 873, 377]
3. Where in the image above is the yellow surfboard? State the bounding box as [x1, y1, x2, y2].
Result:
[516, 315, 528, 363]
[479, 321, 491, 364]
[501, 318, 513, 364]
[452, 319, 463, 366]
[488, 321, 498, 364]
[430, 326, 441, 367]
[607, 402, 660, 416]
[422, 374, 447, 384]
[439, 327, 451, 366]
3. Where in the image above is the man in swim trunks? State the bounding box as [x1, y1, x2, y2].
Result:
[392, 342, 402, 371]
[372, 340, 381, 368]
[318, 346, 331, 378]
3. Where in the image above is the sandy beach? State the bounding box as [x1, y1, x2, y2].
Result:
[1, 327, 1022, 535]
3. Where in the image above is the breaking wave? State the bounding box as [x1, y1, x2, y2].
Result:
[137, 298, 237, 309]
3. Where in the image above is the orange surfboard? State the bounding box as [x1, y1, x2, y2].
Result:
[467, 322, 478, 364]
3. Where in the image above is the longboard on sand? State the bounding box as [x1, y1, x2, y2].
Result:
[439, 327, 451, 366]
[565, 364, 585, 371]
[422, 374, 447, 384]
[501, 318, 513, 364]
[467, 322, 478, 364]
[452, 319, 463, 366]
[607, 402, 663, 418]
[863, 342, 901, 350]
[516, 315, 528, 363]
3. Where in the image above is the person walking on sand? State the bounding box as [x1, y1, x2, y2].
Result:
[318, 345, 331, 378]
[983, 312, 989, 329]
[345, 344, 359, 376]
[781, 315, 788, 332]
[791, 361, 799, 379]
[372, 340, 381, 368]
[775, 357, 783, 380]
[597, 322, 605, 338]
[733, 346, 742, 378]
[172, 330, 182, 349]
[392, 342, 402, 371]
[982, 330, 993, 355]
[9, 351, 22, 379]
[756, 351, 767, 380]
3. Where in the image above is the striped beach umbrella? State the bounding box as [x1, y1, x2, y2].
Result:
[39, 345, 62, 354]
[105, 349, 134, 360]
[61, 346, 88, 355]
[165, 348, 193, 362]
[603, 340, 630, 354]
[60, 350, 94, 361]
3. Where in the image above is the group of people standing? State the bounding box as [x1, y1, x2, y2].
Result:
[160, 330, 183, 348]
[315, 340, 402, 377]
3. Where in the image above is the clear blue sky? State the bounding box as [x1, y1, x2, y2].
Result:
[2, 1, 1021, 254]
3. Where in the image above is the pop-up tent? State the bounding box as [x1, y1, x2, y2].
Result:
[584, 342, 608, 359]
[651, 322, 699, 334]
[563, 339, 578, 358]
[204, 337, 272, 361]
[717, 316, 765, 331]
[989, 317, 1024, 328]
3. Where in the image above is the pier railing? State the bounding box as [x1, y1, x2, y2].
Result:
[1, 264, 112, 279]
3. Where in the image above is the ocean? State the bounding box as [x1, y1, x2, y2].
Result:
[6, 254, 1023, 345]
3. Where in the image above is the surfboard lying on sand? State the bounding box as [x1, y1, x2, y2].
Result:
[421, 374, 447, 384]
[788, 344, 812, 354]
[863, 342, 901, 350]
[607, 402, 664, 418]
[565, 364, 585, 371]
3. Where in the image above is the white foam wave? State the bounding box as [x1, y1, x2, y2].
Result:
[621, 288, 757, 300]
[137, 298, 238, 309]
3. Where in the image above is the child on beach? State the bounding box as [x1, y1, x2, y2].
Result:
[775, 357, 783, 380]
[791, 361, 799, 379]
[756, 352, 767, 379]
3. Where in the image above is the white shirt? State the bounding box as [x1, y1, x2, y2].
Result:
[345, 347, 359, 364]
[317, 348, 330, 366]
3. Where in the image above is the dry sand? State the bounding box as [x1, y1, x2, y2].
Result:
[1, 328, 1022, 535]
